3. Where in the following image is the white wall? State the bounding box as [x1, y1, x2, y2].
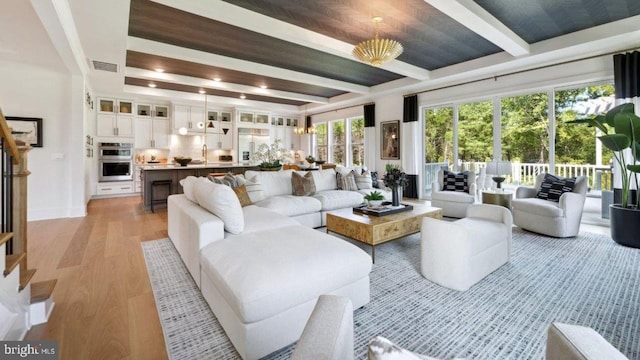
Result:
[0, 60, 86, 220]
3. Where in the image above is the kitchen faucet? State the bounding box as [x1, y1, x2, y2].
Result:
[202, 143, 208, 164]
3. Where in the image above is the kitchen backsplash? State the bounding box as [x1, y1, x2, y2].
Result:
[135, 135, 232, 164]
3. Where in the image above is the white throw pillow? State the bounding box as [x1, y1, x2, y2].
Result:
[355, 170, 373, 189]
[194, 180, 244, 234]
[179, 176, 204, 202]
[311, 169, 338, 192]
[236, 175, 266, 203]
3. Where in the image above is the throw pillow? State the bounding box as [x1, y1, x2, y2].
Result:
[336, 170, 358, 191]
[179, 176, 202, 202]
[292, 171, 316, 196]
[355, 170, 373, 189]
[371, 171, 380, 189]
[194, 180, 244, 234]
[536, 174, 576, 202]
[232, 184, 253, 207]
[208, 172, 238, 187]
[367, 336, 443, 360]
[443, 170, 470, 192]
[236, 175, 266, 203]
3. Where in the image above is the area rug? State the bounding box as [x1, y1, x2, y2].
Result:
[142, 229, 640, 360]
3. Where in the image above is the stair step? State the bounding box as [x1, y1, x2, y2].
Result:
[19, 269, 36, 291]
[0, 232, 12, 247]
[3, 253, 25, 277]
[31, 279, 57, 303]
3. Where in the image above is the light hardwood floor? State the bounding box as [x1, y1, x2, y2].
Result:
[24, 196, 169, 360]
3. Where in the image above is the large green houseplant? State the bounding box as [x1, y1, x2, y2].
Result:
[570, 102, 640, 247]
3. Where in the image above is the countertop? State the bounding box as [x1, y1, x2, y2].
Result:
[141, 163, 256, 171]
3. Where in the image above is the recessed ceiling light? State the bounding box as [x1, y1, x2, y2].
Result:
[213, 77, 221, 82]
[260, 85, 267, 89]
[148, 83, 157, 88]
[240, 94, 246, 99]
[199, 89, 206, 94]
[155, 68, 164, 73]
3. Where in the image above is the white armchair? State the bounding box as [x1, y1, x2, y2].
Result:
[421, 204, 512, 291]
[512, 174, 588, 238]
[430, 169, 476, 218]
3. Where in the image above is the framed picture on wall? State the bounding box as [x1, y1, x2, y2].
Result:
[381, 120, 399, 160]
[6, 117, 43, 147]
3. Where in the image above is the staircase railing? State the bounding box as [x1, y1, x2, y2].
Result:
[0, 107, 19, 255]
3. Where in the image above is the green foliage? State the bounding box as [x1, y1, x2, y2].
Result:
[364, 190, 384, 201]
[568, 102, 640, 208]
[424, 84, 614, 166]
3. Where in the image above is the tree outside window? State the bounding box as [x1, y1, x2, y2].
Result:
[350, 117, 364, 166]
[315, 123, 327, 162]
[330, 119, 345, 165]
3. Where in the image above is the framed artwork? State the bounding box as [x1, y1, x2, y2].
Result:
[381, 120, 399, 160]
[6, 117, 43, 147]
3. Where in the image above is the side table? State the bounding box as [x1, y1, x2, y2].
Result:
[482, 190, 513, 210]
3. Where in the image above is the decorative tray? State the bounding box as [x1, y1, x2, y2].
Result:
[353, 202, 413, 217]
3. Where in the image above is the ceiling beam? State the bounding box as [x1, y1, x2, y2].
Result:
[30, 0, 90, 75]
[425, 0, 530, 57]
[128, 37, 370, 95]
[125, 67, 329, 104]
[149, 0, 431, 80]
[124, 85, 300, 112]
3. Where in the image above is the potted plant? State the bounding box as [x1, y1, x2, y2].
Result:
[364, 190, 385, 207]
[251, 140, 293, 171]
[570, 103, 640, 248]
[305, 155, 315, 165]
[383, 164, 409, 207]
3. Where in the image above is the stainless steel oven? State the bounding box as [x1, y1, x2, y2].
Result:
[99, 142, 133, 182]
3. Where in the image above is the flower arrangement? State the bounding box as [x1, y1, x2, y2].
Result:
[251, 140, 293, 169]
[383, 163, 408, 189]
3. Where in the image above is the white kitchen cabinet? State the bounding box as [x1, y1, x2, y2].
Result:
[96, 98, 134, 137]
[97, 113, 134, 137]
[173, 105, 206, 132]
[136, 104, 169, 118]
[205, 124, 233, 150]
[98, 98, 133, 115]
[135, 117, 169, 149]
[96, 182, 134, 196]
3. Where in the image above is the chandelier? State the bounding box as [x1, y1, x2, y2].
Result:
[352, 17, 403, 67]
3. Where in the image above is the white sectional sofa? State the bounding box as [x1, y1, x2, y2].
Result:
[168, 177, 373, 360]
[244, 168, 390, 227]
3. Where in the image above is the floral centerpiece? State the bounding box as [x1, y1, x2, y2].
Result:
[383, 164, 408, 206]
[251, 140, 293, 171]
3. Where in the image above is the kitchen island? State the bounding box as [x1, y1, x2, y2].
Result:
[140, 163, 259, 211]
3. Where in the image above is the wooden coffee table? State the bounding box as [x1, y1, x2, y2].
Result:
[326, 203, 442, 262]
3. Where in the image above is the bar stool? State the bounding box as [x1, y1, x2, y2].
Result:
[150, 179, 172, 213]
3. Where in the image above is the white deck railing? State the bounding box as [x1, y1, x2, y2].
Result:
[425, 161, 612, 194]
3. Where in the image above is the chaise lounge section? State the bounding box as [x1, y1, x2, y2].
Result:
[168, 178, 372, 359]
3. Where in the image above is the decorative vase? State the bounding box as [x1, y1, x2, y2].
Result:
[391, 187, 400, 206]
[368, 200, 383, 207]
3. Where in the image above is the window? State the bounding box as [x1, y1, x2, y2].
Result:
[314, 116, 365, 166]
[424, 106, 453, 197]
[315, 123, 327, 162]
[330, 119, 345, 165]
[458, 100, 493, 163]
[501, 92, 550, 186]
[350, 117, 365, 166]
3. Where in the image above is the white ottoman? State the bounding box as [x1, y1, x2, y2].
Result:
[421, 204, 512, 291]
[199, 225, 372, 360]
